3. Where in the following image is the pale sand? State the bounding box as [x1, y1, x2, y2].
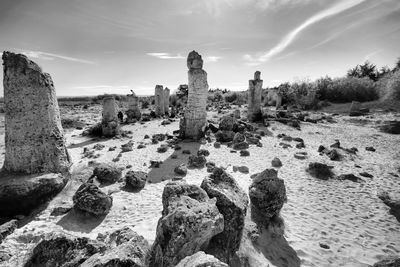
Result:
[0, 106, 399, 267]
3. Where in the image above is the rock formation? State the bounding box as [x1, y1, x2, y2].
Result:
[180, 51, 208, 140]
[126, 91, 141, 121]
[73, 183, 113, 216]
[201, 167, 249, 264]
[101, 96, 120, 137]
[155, 85, 165, 117]
[247, 71, 263, 122]
[176, 252, 229, 267]
[2, 51, 70, 174]
[148, 180, 224, 267]
[164, 87, 170, 115]
[249, 169, 287, 228]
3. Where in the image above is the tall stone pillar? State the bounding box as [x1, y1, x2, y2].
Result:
[164, 87, 170, 115]
[126, 92, 141, 121]
[2, 51, 70, 174]
[154, 85, 164, 117]
[247, 71, 263, 122]
[102, 96, 120, 137]
[180, 51, 208, 140]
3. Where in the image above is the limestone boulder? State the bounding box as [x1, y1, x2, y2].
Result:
[176, 251, 228, 267]
[188, 155, 207, 168]
[215, 130, 235, 142]
[24, 234, 107, 267]
[201, 167, 249, 264]
[148, 181, 224, 267]
[219, 116, 237, 131]
[93, 164, 122, 184]
[249, 169, 287, 228]
[73, 183, 113, 216]
[125, 171, 147, 190]
[0, 172, 67, 217]
[233, 132, 245, 144]
[372, 257, 400, 267]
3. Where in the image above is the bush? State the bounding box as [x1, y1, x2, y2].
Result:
[141, 100, 150, 109]
[379, 71, 400, 101]
[317, 77, 378, 103]
[224, 92, 237, 103]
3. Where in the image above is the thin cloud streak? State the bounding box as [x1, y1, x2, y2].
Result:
[17, 49, 95, 64]
[244, 0, 367, 65]
[146, 53, 185, 59]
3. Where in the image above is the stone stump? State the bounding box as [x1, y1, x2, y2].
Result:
[101, 96, 120, 137]
[126, 92, 141, 121]
[155, 85, 165, 117]
[180, 51, 208, 140]
[2, 51, 70, 174]
[164, 87, 170, 115]
[247, 71, 263, 122]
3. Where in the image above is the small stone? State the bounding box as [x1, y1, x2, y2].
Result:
[240, 150, 250, 157]
[125, 171, 148, 190]
[197, 149, 210, 157]
[188, 155, 207, 168]
[238, 166, 249, 173]
[157, 145, 168, 153]
[174, 164, 188, 176]
[271, 157, 282, 167]
[359, 172, 373, 178]
[214, 142, 221, 148]
[182, 150, 191, 154]
[319, 243, 330, 249]
[365, 146, 376, 152]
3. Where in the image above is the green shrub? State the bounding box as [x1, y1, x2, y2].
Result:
[224, 92, 237, 103]
[379, 71, 400, 101]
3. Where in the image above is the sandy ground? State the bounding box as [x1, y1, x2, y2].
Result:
[0, 105, 399, 267]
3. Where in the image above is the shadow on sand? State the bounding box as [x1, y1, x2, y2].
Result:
[56, 209, 106, 233]
[147, 141, 201, 183]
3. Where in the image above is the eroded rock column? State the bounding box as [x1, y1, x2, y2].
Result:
[2, 51, 70, 174]
[247, 71, 263, 122]
[155, 85, 164, 117]
[180, 51, 208, 140]
[126, 92, 141, 121]
[101, 96, 120, 137]
[164, 87, 170, 115]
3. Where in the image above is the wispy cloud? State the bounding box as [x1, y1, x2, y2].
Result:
[205, 56, 222, 62]
[364, 49, 383, 61]
[244, 0, 367, 65]
[146, 52, 184, 59]
[255, 0, 315, 11]
[16, 49, 95, 64]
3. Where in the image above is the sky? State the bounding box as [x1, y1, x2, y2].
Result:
[0, 0, 399, 96]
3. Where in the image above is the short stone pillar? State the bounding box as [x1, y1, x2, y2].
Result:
[180, 51, 208, 140]
[154, 85, 165, 117]
[164, 87, 170, 115]
[126, 92, 141, 121]
[247, 71, 263, 122]
[276, 94, 282, 110]
[102, 96, 120, 137]
[2, 51, 70, 174]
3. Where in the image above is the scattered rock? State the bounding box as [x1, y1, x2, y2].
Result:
[174, 164, 188, 176]
[197, 149, 210, 157]
[50, 206, 72, 216]
[175, 251, 228, 267]
[337, 174, 363, 183]
[0, 219, 18, 243]
[233, 141, 249, 150]
[215, 130, 235, 142]
[219, 116, 237, 131]
[238, 166, 249, 173]
[182, 149, 191, 154]
[378, 192, 400, 222]
[125, 171, 147, 190]
[306, 162, 334, 180]
[327, 149, 341, 161]
[240, 150, 250, 157]
[157, 145, 169, 153]
[380, 121, 400, 134]
[366, 146, 376, 152]
[150, 160, 162, 168]
[233, 132, 245, 144]
[73, 183, 113, 216]
[206, 162, 216, 173]
[372, 257, 400, 267]
[359, 172, 373, 178]
[319, 243, 330, 249]
[93, 164, 122, 184]
[188, 155, 207, 168]
[214, 142, 221, 148]
[271, 157, 282, 167]
[294, 152, 307, 160]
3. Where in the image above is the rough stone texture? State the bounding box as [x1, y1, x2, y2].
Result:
[249, 169, 287, 228]
[126, 92, 141, 121]
[164, 87, 170, 115]
[188, 155, 207, 168]
[93, 164, 122, 184]
[82, 229, 149, 267]
[180, 51, 208, 140]
[148, 181, 224, 267]
[155, 85, 165, 117]
[24, 234, 107, 267]
[2, 51, 70, 174]
[0, 219, 18, 243]
[372, 257, 400, 267]
[247, 71, 263, 122]
[125, 171, 147, 190]
[306, 162, 334, 180]
[101, 96, 120, 137]
[0, 173, 67, 217]
[176, 252, 229, 267]
[73, 183, 113, 216]
[201, 167, 248, 264]
[380, 121, 400, 134]
[215, 130, 235, 143]
[219, 116, 237, 131]
[378, 191, 400, 222]
[276, 94, 282, 109]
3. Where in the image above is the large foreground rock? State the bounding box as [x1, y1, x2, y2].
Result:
[176, 251, 229, 267]
[148, 181, 224, 267]
[73, 183, 112, 216]
[372, 257, 400, 267]
[249, 169, 287, 227]
[0, 172, 67, 217]
[201, 167, 248, 264]
[380, 121, 400, 134]
[24, 234, 106, 267]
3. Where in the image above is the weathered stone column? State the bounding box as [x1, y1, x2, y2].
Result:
[180, 51, 208, 140]
[164, 87, 170, 115]
[154, 85, 164, 117]
[2, 51, 70, 174]
[126, 92, 141, 121]
[276, 94, 282, 110]
[247, 71, 263, 122]
[101, 96, 120, 137]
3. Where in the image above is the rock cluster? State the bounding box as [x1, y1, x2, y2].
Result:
[148, 181, 224, 267]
